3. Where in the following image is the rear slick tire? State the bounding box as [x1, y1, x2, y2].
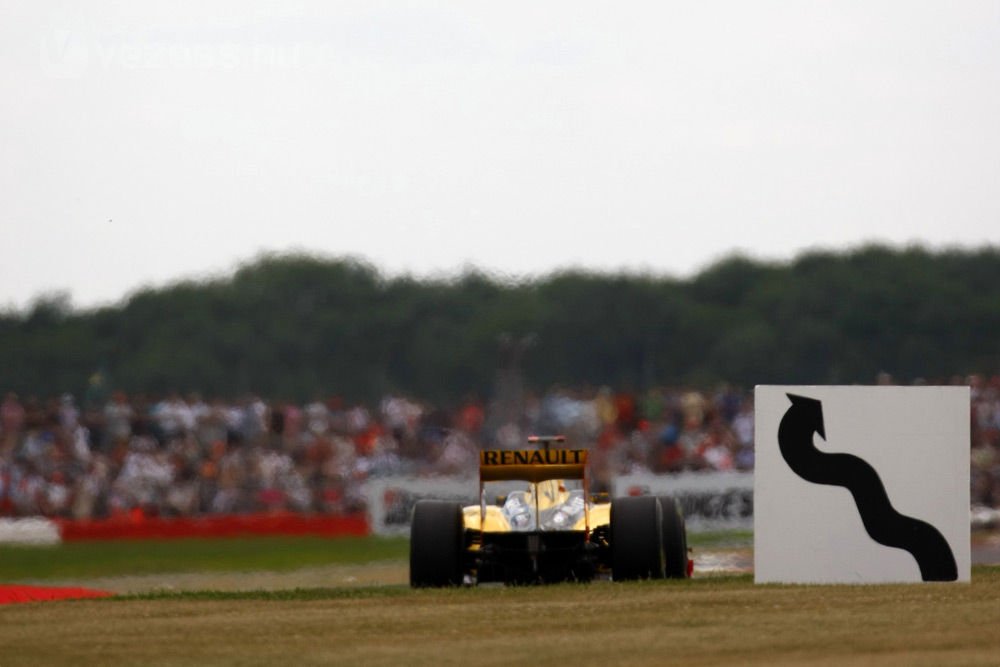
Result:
[409, 500, 464, 587]
[611, 495, 665, 581]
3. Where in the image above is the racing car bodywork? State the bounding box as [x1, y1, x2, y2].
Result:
[410, 436, 691, 586]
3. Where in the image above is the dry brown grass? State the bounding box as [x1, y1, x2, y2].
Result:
[2, 568, 999, 666]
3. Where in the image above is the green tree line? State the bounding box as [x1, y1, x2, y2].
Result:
[2, 245, 998, 404]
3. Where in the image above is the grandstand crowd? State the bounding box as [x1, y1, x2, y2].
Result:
[1, 374, 999, 520]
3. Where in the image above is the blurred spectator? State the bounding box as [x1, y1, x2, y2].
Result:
[1, 392, 25, 455]
[102, 391, 134, 451]
[304, 396, 331, 437]
[731, 399, 755, 470]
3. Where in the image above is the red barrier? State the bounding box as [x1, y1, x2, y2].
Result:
[0, 584, 112, 604]
[54, 512, 370, 541]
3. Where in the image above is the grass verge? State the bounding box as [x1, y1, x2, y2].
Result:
[1, 531, 746, 582]
[0, 535, 409, 580]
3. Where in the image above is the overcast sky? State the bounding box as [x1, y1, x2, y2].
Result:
[2, 2, 998, 311]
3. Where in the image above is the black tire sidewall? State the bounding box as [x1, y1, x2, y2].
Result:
[409, 500, 464, 587]
[611, 495, 665, 580]
[657, 495, 689, 578]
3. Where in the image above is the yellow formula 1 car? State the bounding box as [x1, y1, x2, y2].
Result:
[410, 436, 691, 586]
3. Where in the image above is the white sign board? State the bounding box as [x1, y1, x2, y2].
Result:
[754, 386, 970, 584]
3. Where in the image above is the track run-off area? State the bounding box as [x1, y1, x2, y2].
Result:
[2, 533, 1000, 665]
[1, 570, 1000, 666]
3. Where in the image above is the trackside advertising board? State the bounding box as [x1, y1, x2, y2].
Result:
[364, 470, 753, 536]
[754, 386, 970, 584]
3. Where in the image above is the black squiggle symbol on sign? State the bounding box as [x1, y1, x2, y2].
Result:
[778, 393, 957, 582]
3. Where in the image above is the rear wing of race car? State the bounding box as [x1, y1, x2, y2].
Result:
[479, 448, 588, 483]
[478, 435, 592, 536]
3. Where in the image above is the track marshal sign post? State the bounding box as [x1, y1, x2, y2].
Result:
[754, 386, 970, 584]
